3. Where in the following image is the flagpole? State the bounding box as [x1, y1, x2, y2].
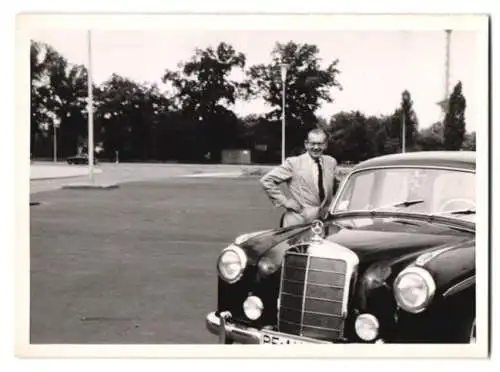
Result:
[62, 29, 116, 190]
[87, 29, 94, 182]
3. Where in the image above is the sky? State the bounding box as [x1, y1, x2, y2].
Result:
[32, 28, 481, 131]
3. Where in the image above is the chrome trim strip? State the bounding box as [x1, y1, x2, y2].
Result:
[415, 246, 457, 266]
[443, 275, 475, 297]
[300, 254, 312, 336]
[306, 267, 348, 274]
[292, 280, 345, 289]
[348, 165, 474, 173]
[303, 311, 344, 320]
[303, 296, 343, 303]
[280, 319, 343, 332]
[280, 292, 307, 299]
[276, 252, 287, 331]
[284, 265, 346, 275]
[281, 307, 344, 318]
[278, 319, 304, 327]
[281, 292, 343, 303]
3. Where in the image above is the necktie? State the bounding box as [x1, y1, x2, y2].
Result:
[314, 157, 325, 202]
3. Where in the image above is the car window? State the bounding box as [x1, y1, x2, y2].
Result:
[345, 171, 374, 210]
[376, 170, 411, 206]
[332, 167, 475, 220]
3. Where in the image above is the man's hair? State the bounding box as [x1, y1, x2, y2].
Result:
[306, 128, 328, 142]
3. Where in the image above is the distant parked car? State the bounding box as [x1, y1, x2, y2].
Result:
[67, 153, 98, 165]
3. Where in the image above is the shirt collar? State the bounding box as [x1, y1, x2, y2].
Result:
[306, 152, 323, 164]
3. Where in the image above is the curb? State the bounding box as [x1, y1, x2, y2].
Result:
[30, 165, 103, 181]
[61, 182, 120, 190]
[180, 172, 244, 178]
[31, 174, 92, 181]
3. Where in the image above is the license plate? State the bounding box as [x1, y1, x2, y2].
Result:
[260, 330, 329, 344]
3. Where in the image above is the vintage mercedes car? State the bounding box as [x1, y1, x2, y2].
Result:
[205, 151, 476, 344]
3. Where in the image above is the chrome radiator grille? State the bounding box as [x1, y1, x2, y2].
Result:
[277, 251, 349, 341]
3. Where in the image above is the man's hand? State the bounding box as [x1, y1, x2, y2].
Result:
[283, 198, 303, 213]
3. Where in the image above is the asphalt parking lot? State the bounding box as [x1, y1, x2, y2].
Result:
[29, 175, 281, 344]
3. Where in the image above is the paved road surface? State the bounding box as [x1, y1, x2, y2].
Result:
[30, 176, 281, 344]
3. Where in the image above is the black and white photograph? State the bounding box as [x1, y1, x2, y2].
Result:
[15, 12, 490, 359]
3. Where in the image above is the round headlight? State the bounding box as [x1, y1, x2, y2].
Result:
[394, 266, 436, 313]
[243, 296, 264, 320]
[355, 314, 379, 341]
[217, 245, 247, 283]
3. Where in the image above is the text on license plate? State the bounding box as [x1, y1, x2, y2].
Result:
[261, 331, 317, 344]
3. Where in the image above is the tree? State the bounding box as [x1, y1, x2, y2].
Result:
[400, 90, 419, 150]
[384, 90, 419, 153]
[96, 74, 172, 161]
[162, 42, 246, 162]
[47, 61, 92, 158]
[244, 41, 342, 157]
[443, 81, 466, 150]
[30, 40, 65, 155]
[327, 111, 387, 162]
[316, 116, 329, 132]
[365, 115, 390, 157]
[95, 74, 135, 159]
[461, 131, 476, 151]
[30, 40, 93, 159]
[416, 122, 445, 151]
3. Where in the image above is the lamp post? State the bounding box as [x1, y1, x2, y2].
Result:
[401, 110, 406, 154]
[46, 110, 60, 163]
[87, 30, 94, 182]
[280, 64, 288, 164]
[47, 95, 62, 163]
[401, 91, 410, 153]
[53, 118, 60, 163]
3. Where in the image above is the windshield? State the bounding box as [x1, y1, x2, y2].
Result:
[331, 167, 475, 221]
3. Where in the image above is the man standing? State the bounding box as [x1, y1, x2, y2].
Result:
[260, 128, 338, 227]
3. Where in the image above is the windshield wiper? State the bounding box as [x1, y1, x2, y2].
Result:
[372, 199, 425, 211]
[392, 199, 425, 208]
[441, 208, 476, 215]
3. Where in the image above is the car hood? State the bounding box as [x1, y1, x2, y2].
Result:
[238, 213, 474, 273]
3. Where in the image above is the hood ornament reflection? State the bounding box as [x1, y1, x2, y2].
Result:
[288, 220, 328, 255]
[310, 220, 325, 242]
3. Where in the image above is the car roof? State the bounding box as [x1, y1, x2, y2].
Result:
[352, 151, 476, 171]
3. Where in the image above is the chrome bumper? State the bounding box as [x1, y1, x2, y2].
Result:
[206, 311, 262, 344]
[206, 311, 336, 344]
